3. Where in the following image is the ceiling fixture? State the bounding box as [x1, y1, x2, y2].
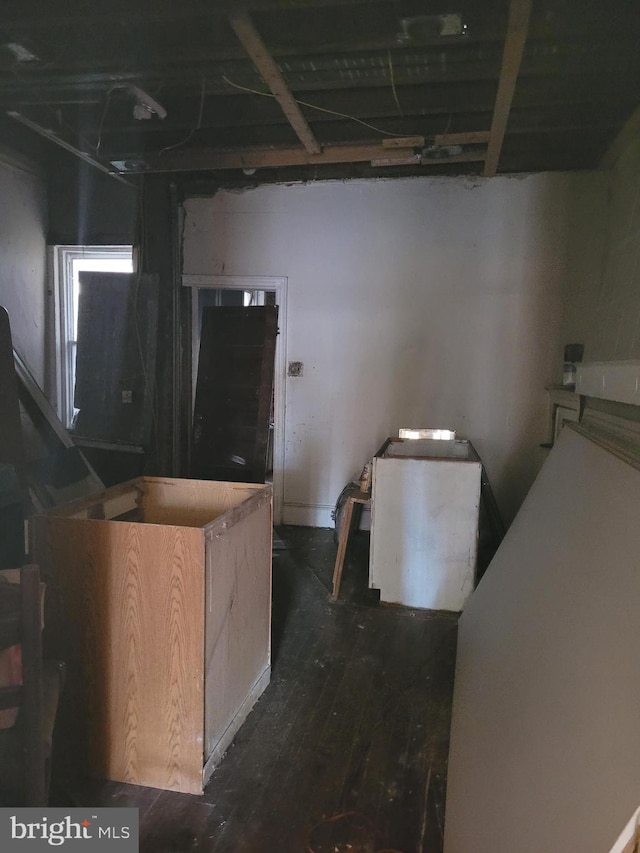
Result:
[4, 42, 39, 62]
[110, 158, 147, 172]
[127, 85, 167, 121]
[397, 14, 467, 45]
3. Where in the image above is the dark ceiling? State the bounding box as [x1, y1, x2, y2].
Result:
[0, 0, 639, 186]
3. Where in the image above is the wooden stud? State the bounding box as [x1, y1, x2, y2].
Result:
[601, 104, 640, 170]
[331, 493, 370, 602]
[371, 153, 421, 167]
[382, 136, 425, 149]
[228, 11, 322, 155]
[434, 130, 491, 147]
[147, 141, 485, 173]
[483, 0, 533, 177]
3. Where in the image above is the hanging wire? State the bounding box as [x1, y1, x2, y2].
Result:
[159, 75, 206, 155]
[95, 86, 117, 153]
[387, 50, 404, 118]
[222, 74, 409, 139]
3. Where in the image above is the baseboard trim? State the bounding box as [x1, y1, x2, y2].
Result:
[282, 502, 334, 527]
[282, 501, 371, 530]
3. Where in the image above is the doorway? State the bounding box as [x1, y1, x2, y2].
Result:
[182, 275, 287, 523]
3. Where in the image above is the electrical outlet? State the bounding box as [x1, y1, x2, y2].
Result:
[288, 361, 303, 377]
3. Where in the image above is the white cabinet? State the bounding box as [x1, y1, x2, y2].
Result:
[369, 438, 481, 612]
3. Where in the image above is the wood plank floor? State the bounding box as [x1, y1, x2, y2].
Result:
[53, 526, 458, 853]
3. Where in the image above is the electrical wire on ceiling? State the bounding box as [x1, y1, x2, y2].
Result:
[95, 86, 116, 153]
[221, 74, 410, 139]
[387, 50, 404, 118]
[159, 75, 206, 155]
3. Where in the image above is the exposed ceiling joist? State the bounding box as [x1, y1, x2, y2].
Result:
[0, 0, 637, 181]
[483, 0, 532, 177]
[140, 142, 485, 173]
[601, 104, 640, 169]
[378, 132, 492, 152]
[228, 11, 322, 155]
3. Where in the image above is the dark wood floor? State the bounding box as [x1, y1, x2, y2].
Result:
[55, 526, 458, 853]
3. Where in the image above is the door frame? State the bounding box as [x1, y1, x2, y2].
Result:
[182, 274, 287, 524]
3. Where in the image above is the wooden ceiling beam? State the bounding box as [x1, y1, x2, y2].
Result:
[434, 130, 490, 147]
[140, 142, 485, 173]
[228, 11, 322, 155]
[483, 0, 532, 177]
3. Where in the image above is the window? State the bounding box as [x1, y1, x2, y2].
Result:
[52, 246, 134, 428]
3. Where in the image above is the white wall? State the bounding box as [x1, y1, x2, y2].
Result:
[563, 135, 640, 361]
[0, 150, 48, 386]
[184, 172, 601, 526]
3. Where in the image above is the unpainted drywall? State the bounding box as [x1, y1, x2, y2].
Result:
[183, 172, 600, 526]
[0, 154, 47, 386]
[445, 427, 640, 853]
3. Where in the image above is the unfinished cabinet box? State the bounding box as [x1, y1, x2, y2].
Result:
[369, 438, 481, 612]
[31, 477, 272, 794]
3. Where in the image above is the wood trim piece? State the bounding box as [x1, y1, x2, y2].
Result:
[203, 486, 272, 540]
[483, 0, 533, 177]
[434, 130, 491, 147]
[44, 478, 145, 519]
[331, 493, 370, 602]
[601, 104, 640, 170]
[147, 142, 485, 172]
[382, 136, 425, 149]
[228, 11, 322, 155]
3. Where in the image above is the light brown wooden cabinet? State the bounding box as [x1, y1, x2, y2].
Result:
[32, 477, 272, 794]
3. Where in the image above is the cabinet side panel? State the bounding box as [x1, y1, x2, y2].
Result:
[204, 498, 272, 765]
[370, 458, 481, 611]
[33, 516, 204, 793]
